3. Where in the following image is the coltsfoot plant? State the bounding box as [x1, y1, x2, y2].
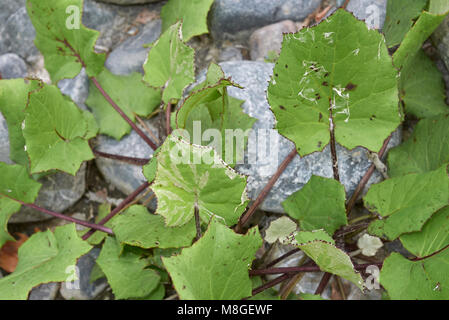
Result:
[0, 0, 448, 300]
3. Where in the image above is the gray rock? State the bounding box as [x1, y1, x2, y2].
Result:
[105, 19, 162, 75]
[346, 0, 387, 30]
[95, 118, 158, 205]
[29, 283, 59, 300]
[58, 69, 90, 111]
[217, 61, 401, 213]
[434, 15, 449, 71]
[209, 0, 321, 39]
[249, 20, 298, 61]
[0, 53, 28, 79]
[96, 0, 162, 5]
[0, 0, 26, 23]
[60, 248, 108, 300]
[0, 114, 87, 223]
[218, 46, 243, 62]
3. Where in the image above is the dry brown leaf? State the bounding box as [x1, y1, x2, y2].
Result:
[134, 9, 159, 25]
[0, 233, 29, 273]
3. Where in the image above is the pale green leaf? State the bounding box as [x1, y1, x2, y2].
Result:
[380, 251, 449, 299]
[383, 0, 427, 48]
[143, 21, 195, 104]
[282, 175, 348, 235]
[23, 84, 97, 175]
[365, 164, 449, 240]
[0, 79, 42, 166]
[267, 9, 401, 156]
[112, 205, 196, 249]
[400, 206, 449, 258]
[0, 163, 41, 247]
[161, 0, 214, 41]
[86, 69, 161, 140]
[295, 230, 364, 290]
[152, 135, 249, 227]
[0, 224, 92, 300]
[399, 50, 448, 118]
[26, 0, 105, 83]
[388, 116, 449, 177]
[264, 217, 297, 244]
[162, 217, 262, 299]
[96, 236, 161, 300]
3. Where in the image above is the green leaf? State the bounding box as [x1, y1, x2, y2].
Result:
[383, 0, 427, 48]
[96, 236, 161, 300]
[142, 148, 160, 184]
[176, 64, 255, 165]
[112, 205, 196, 249]
[0, 163, 41, 247]
[0, 224, 92, 300]
[0, 79, 42, 166]
[264, 216, 297, 244]
[295, 230, 364, 290]
[151, 135, 249, 227]
[399, 50, 448, 118]
[267, 9, 401, 156]
[143, 21, 195, 104]
[299, 293, 326, 300]
[388, 116, 449, 177]
[400, 206, 449, 258]
[162, 217, 262, 299]
[161, 0, 214, 41]
[26, 0, 105, 83]
[365, 164, 449, 240]
[86, 69, 161, 140]
[282, 176, 348, 235]
[23, 84, 97, 175]
[380, 251, 449, 299]
[393, 2, 449, 69]
[137, 283, 165, 300]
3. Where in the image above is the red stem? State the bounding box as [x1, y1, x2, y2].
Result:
[250, 273, 294, 297]
[266, 248, 301, 268]
[0, 193, 113, 234]
[237, 148, 298, 231]
[82, 181, 150, 240]
[92, 149, 150, 166]
[166, 102, 172, 136]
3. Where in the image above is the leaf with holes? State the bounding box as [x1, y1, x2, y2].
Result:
[267, 9, 401, 156]
[0, 224, 92, 300]
[282, 175, 347, 235]
[161, 0, 214, 41]
[365, 164, 449, 240]
[380, 251, 449, 299]
[112, 205, 196, 249]
[23, 84, 97, 175]
[0, 79, 42, 166]
[86, 69, 161, 140]
[264, 216, 297, 244]
[96, 236, 161, 300]
[0, 163, 41, 247]
[151, 135, 249, 227]
[388, 116, 449, 177]
[294, 230, 364, 290]
[26, 0, 105, 83]
[162, 217, 262, 299]
[398, 50, 448, 118]
[143, 21, 195, 104]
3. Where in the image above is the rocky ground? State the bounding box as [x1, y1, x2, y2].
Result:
[0, 0, 448, 300]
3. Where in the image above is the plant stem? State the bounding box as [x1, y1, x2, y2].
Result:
[266, 248, 301, 268]
[346, 134, 392, 213]
[236, 148, 298, 231]
[412, 243, 449, 261]
[82, 181, 150, 240]
[194, 206, 202, 241]
[250, 273, 294, 297]
[341, 0, 350, 9]
[315, 272, 332, 295]
[0, 193, 113, 235]
[166, 102, 172, 137]
[90, 77, 158, 150]
[329, 109, 340, 182]
[92, 149, 150, 166]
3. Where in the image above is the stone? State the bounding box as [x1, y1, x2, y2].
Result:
[434, 15, 449, 71]
[96, 0, 162, 5]
[218, 46, 243, 62]
[29, 283, 59, 300]
[105, 19, 162, 75]
[58, 69, 90, 111]
[0, 113, 87, 223]
[249, 20, 298, 61]
[209, 0, 321, 39]
[0, 53, 28, 79]
[346, 0, 387, 30]
[60, 248, 108, 300]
